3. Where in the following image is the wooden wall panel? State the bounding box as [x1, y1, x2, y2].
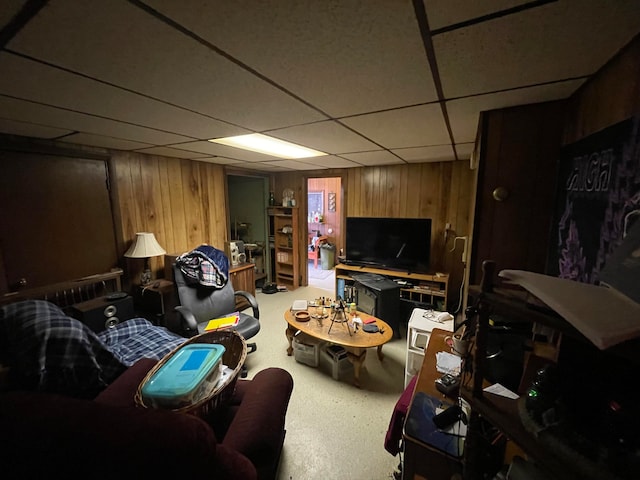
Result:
[273, 162, 475, 310]
[470, 101, 565, 286]
[564, 34, 640, 145]
[111, 152, 227, 286]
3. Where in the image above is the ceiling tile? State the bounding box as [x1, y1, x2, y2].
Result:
[0, 117, 72, 139]
[341, 104, 450, 149]
[446, 79, 585, 143]
[435, 0, 640, 98]
[391, 145, 456, 162]
[299, 155, 362, 169]
[340, 150, 405, 166]
[193, 156, 244, 166]
[265, 159, 327, 170]
[8, 0, 326, 131]
[0, 1, 28, 28]
[0, 95, 193, 145]
[454, 143, 475, 160]
[145, 0, 438, 117]
[133, 146, 205, 159]
[0, 53, 248, 140]
[60, 133, 153, 150]
[425, 0, 530, 30]
[267, 120, 379, 154]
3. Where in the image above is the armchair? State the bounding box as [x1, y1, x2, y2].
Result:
[173, 264, 260, 375]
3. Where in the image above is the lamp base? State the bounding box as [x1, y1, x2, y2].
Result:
[141, 269, 152, 286]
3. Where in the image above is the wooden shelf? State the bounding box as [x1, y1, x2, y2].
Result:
[463, 264, 640, 480]
[335, 263, 449, 310]
[269, 206, 299, 290]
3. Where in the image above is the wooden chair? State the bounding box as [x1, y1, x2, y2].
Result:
[308, 235, 328, 269]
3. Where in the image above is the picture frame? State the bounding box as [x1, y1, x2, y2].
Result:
[328, 192, 336, 212]
[308, 191, 324, 216]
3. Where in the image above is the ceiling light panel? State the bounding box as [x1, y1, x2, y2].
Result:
[210, 134, 326, 159]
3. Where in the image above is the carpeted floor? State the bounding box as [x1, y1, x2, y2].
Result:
[250, 278, 404, 479]
[308, 262, 334, 280]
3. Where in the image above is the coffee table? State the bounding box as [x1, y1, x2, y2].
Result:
[284, 308, 393, 387]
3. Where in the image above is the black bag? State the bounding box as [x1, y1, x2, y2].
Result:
[262, 282, 278, 294]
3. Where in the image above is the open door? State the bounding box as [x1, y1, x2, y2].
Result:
[307, 177, 341, 287]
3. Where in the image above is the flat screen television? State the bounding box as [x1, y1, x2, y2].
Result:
[344, 217, 432, 273]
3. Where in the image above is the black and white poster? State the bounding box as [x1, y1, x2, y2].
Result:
[547, 115, 640, 286]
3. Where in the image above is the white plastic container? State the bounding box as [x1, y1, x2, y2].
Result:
[293, 333, 323, 367]
[321, 344, 353, 380]
[141, 343, 225, 409]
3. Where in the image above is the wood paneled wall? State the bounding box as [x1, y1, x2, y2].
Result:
[564, 33, 640, 145]
[110, 152, 228, 286]
[274, 161, 475, 310]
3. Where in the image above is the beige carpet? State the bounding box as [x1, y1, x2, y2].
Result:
[248, 277, 405, 480]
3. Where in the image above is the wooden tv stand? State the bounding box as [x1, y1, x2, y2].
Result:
[334, 263, 449, 311]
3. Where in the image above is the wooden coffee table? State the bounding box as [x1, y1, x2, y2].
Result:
[284, 308, 393, 387]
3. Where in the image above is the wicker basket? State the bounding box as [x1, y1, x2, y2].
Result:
[135, 329, 247, 421]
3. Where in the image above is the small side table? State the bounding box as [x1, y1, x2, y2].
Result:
[134, 280, 178, 329]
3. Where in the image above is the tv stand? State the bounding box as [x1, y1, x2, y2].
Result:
[335, 263, 449, 336]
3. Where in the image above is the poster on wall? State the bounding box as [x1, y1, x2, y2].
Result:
[547, 115, 640, 285]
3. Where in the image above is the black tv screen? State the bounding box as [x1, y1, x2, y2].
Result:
[345, 217, 432, 273]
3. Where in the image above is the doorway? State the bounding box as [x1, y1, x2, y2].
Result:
[227, 174, 269, 287]
[307, 177, 341, 289]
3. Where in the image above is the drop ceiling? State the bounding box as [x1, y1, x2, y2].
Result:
[0, 0, 639, 172]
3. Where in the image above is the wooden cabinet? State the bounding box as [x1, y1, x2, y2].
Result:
[269, 206, 299, 290]
[335, 263, 449, 310]
[229, 262, 255, 311]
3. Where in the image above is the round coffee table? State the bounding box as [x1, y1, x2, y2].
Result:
[284, 308, 393, 387]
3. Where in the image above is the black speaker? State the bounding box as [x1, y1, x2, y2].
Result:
[68, 294, 134, 332]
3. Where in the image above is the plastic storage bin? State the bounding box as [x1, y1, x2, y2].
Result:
[140, 343, 225, 409]
[293, 333, 323, 367]
[321, 344, 353, 380]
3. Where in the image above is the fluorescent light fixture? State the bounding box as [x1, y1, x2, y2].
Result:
[209, 133, 326, 159]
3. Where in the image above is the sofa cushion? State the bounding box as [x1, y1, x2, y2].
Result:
[97, 317, 185, 366]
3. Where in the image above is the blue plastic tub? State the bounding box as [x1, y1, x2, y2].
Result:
[141, 343, 226, 409]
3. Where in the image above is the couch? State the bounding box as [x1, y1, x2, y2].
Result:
[0, 358, 294, 479]
[0, 300, 294, 479]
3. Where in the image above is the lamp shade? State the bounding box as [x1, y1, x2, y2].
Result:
[124, 232, 166, 258]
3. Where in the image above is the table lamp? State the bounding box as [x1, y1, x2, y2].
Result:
[124, 232, 166, 285]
